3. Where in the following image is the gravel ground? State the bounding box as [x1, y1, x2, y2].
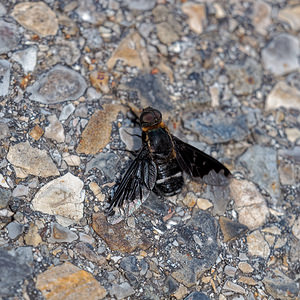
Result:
[0, 0, 299, 299]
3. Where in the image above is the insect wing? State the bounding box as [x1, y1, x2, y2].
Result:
[106, 146, 157, 222]
[172, 136, 231, 186]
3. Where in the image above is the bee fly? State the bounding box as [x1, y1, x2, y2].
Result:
[106, 107, 231, 222]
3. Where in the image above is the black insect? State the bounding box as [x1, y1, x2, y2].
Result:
[106, 107, 231, 221]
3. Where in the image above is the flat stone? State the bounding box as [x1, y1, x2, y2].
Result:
[48, 223, 78, 243]
[82, 28, 103, 50]
[238, 146, 280, 202]
[27, 65, 87, 104]
[0, 188, 11, 208]
[262, 34, 300, 76]
[59, 103, 75, 121]
[238, 262, 254, 273]
[292, 217, 300, 240]
[0, 123, 10, 139]
[119, 127, 142, 151]
[29, 125, 44, 140]
[36, 262, 107, 299]
[92, 213, 151, 253]
[90, 70, 110, 94]
[107, 31, 149, 70]
[75, 242, 106, 265]
[251, 1, 271, 35]
[109, 282, 134, 300]
[266, 81, 300, 111]
[226, 58, 262, 96]
[12, 184, 29, 197]
[62, 153, 81, 167]
[32, 173, 84, 226]
[24, 223, 42, 247]
[12, 2, 58, 36]
[285, 127, 300, 143]
[184, 292, 210, 300]
[125, 0, 156, 11]
[182, 3, 207, 34]
[6, 221, 24, 239]
[0, 173, 9, 188]
[0, 20, 19, 54]
[219, 216, 248, 242]
[247, 230, 270, 259]
[0, 59, 11, 97]
[11, 46, 37, 73]
[0, 248, 32, 297]
[45, 115, 65, 143]
[230, 179, 269, 230]
[238, 276, 257, 286]
[278, 5, 300, 31]
[7, 141, 59, 178]
[223, 281, 246, 294]
[224, 265, 237, 277]
[76, 104, 125, 154]
[156, 22, 180, 45]
[196, 198, 213, 210]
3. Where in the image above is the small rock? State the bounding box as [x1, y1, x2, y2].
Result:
[196, 198, 213, 210]
[45, 115, 65, 143]
[0, 123, 10, 139]
[156, 22, 180, 45]
[0, 188, 11, 208]
[247, 230, 270, 259]
[251, 1, 271, 35]
[230, 179, 269, 229]
[11, 46, 37, 73]
[59, 103, 75, 121]
[82, 28, 103, 50]
[92, 213, 151, 253]
[6, 221, 24, 239]
[125, 0, 156, 11]
[266, 81, 300, 111]
[182, 3, 207, 34]
[12, 184, 29, 197]
[184, 292, 210, 300]
[119, 127, 142, 151]
[75, 242, 106, 265]
[75, 0, 105, 24]
[12, 2, 58, 36]
[89, 182, 105, 202]
[219, 216, 248, 242]
[24, 223, 42, 247]
[107, 31, 149, 70]
[238, 262, 254, 273]
[292, 217, 300, 240]
[90, 70, 110, 94]
[62, 153, 81, 167]
[36, 262, 107, 299]
[29, 125, 44, 140]
[262, 34, 300, 76]
[0, 20, 19, 54]
[182, 192, 197, 208]
[0, 173, 9, 188]
[285, 127, 300, 143]
[32, 173, 84, 226]
[7, 141, 59, 178]
[0, 60, 11, 97]
[174, 285, 188, 299]
[27, 65, 87, 104]
[48, 223, 78, 243]
[76, 104, 125, 154]
[109, 282, 134, 300]
[278, 5, 300, 31]
[224, 265, 237, 277]
[238, 146, 280, 202]
[223, 280, 246, 294]
[238, 276, 257, 286]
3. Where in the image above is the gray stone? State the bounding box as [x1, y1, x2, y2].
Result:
[184, 292, 210, 300]
[11, 46, 37, 73]
[262, 34, 300, 76]
[0, 188, 11, 209]
[85, 152, 119, 180]
[44, 115, 65, 143]
[75, 0, 105, 24]
[125, 0, 156, 11]
[109, 282, 134, 300]
[0, 60, 11, 97]
[59, 103, 75, 121]
[6, 221, 24, 239]
[0, 123, 10, 139]
[12, 185, 29, 198]
[48, 223, 78, 243]
[120, 256, 139, 274]
[27, 65, 87, 104]
[0, 3, 6, 16]
[75, 242, 106, 264]
[238, 145, 280, 202]
[0, 248, 32, 297]
[8, 246, 33, 265]
[219, 216, 248, 242]
[82, 28, 103, 50]
[0, 20, 19, 54]
[119, 127, 142, 151]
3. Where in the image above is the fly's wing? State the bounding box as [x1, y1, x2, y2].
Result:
[172, 136, 231, 186]
[106, 146, 157, 223]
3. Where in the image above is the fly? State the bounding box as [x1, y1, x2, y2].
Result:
[106, 107, 231, 223]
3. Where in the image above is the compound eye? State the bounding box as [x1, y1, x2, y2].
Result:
[141, 112, 155, 124]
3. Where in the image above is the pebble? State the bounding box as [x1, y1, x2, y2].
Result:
[62, 153, 81, 167]
[11, 46, 37, 73]
[12, 184, 29, 197]
[75, 242, 106, 265]
[262, 34, 300, 76]
[266, 81, 300, 111]
[48, 223, 78, 243]
[247, 230, 270, 259]
[27, 65, 87, 104]
[36, 262, 107, 299]
[224, 265, 237, 277]
[278, 5, 300, 31]
[109, 282, 134, 300]
[76, 104, 125, 154]
[223, 281, 246, 294]
[24, 223, 42, 247]
[75, 0, 105, 24]
[12, 2, 58, 36]
[59, 103, 75, 121]
[92, 213, 151, 253]
[292, 217, 300, 240]
[184, 292, 210, 300]
[6, 221, 24, 239]
[29, 125, 44, 141]
[0, 188, 11, 208]
[219, 216, 248, 242]
[182, 3, 207, 34]
[0, 60, 11, 97]
[44, 115, 65, 143]
[82, 28, 103, 50]
[238, 276, 257, 286]
[0, 20, 19, 54]
[196, 198, 213, 210]
[238, 262, 254, 274]
[285, 127, 300, 143]
[107, 32, 149, 70]
[0, 248, 32, 297]
[251, 1, 271, 35]
[7, 141, 59, 178]
[0, 122, 10, 139]
[156, 22, 180, 45]
[230, 179, 269, 229]
[32, 173, 84, 226]
[90, 70, 110, 94]
[119, 127, 142, 151]
[125, 0, 156, 11]
[238, 146, 281, 202]
[0, 173, 9, 188]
